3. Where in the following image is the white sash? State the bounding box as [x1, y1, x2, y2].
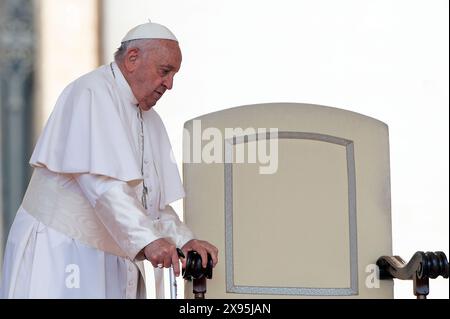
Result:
[21, 169, 148, 297]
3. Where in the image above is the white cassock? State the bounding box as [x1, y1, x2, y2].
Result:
[0, 62, 194, 299]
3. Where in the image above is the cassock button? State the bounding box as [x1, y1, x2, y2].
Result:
[128, 280, 134, 287]
[144, 159, 149, 164]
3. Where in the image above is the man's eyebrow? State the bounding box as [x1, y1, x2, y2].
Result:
[160, 64, 174, 69]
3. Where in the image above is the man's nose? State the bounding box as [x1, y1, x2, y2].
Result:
[162, 76, 174, 90]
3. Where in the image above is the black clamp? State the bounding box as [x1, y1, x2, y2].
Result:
[377, 251, 449, 298]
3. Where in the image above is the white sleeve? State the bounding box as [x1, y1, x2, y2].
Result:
[158, 205, 196, 248]
[74, 173, 163, 260]
[74, 173, 122, 207]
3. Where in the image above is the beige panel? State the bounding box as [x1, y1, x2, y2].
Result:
[183, 103, 393, 298]
[233, 139, 349, 288]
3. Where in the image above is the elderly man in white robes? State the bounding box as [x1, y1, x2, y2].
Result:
[0, 21, 218, 299]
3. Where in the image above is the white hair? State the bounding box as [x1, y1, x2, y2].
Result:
[114, 39, 151, 63]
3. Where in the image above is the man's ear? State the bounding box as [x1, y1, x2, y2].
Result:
[123, 48, 140, 72]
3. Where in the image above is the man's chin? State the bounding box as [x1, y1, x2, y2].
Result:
[139, 101, 156, 111]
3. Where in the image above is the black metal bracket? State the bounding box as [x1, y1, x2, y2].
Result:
[377, 251, 449, 299]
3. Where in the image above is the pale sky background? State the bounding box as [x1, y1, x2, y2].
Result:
[101, 0, 449, 299]
[37, 0, 448, 298]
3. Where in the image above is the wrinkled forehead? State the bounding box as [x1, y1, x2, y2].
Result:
[144, 39, 182, 67]
[144, 39, 181, 56]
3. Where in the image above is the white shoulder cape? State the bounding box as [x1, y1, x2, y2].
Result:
[30, 64, 185, 208]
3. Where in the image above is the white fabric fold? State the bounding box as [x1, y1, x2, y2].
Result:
[75, 172, 194, 251]
[1, 168, 194, 299]
[79, 173, 195, 260]
[75, 173, 122, 207]
[22, 169, 129, 259]
[29, 68, 141, 182]
[156, 206, 195, 248]
[0, 207, 144, 299]
[94, 182, 163, 260]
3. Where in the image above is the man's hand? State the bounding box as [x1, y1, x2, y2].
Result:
[181, 239, 219, 269]
[143, 238, 181, 276]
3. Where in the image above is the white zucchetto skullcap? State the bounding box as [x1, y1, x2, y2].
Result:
[121, 20, 178, 43]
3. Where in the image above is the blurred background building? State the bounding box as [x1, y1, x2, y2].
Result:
[0, 0, 448, 298]
[0, 0, 100, 278]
